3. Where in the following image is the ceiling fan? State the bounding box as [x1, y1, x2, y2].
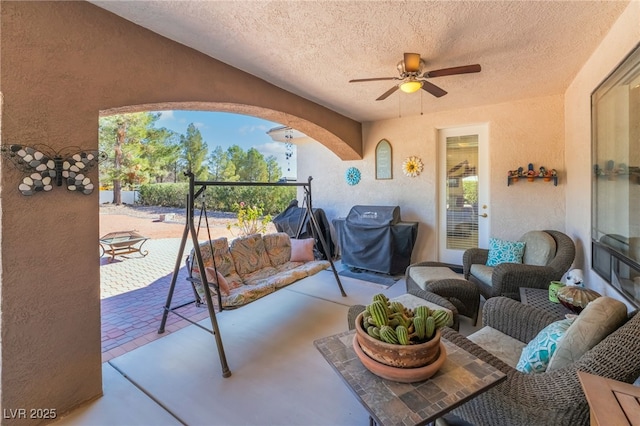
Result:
[349, 53, 481, 101]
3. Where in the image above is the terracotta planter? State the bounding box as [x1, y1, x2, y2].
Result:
[354, 312, 442, 368]
[353, 335, 447, 383]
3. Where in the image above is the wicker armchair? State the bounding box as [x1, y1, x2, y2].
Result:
[463, 230, 575, 300]
[347, 286, 460, 331]
[441, 297, 640, 426]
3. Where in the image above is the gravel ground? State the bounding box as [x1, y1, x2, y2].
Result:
[99, 203, 276, 239]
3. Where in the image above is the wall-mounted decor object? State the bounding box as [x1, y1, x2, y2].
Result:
[1, 144, 107, 195]
[402, 156, 423, 177]
[507, 163, 557, 186]
[593, 160, 638, 182]
[375, 139, 393, 180]
[591, 43, 640, 310]
[345, 167, 361, 186]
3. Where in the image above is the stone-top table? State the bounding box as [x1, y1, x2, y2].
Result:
[314, 329, 506, 426]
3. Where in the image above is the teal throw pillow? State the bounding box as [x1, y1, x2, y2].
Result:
[486, 238, 526, 266]
[516, 317, 574, 374]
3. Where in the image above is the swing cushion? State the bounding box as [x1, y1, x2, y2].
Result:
[205, 267, 230, 296]
[222, 281, 275, 307]
[263, 232, 292, 266]
[290, 238, 316, 262]
[190, 237, 242, 287]
[188, 233, 331, 308]
[231, 234, 274, 276]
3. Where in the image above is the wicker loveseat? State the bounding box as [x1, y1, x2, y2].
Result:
[463, 230, 576, 300]
[441, 296, 640, 425]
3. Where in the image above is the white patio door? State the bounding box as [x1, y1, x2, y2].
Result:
[437, 124, 490, 265]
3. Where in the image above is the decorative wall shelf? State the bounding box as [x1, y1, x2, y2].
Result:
[507, 163, 558, 186]
[507, 175, 558, 186]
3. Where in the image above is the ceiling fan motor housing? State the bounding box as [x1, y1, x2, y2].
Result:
[397, 53, 425, 77]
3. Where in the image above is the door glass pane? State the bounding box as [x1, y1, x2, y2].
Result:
[446, 135, 479, 250]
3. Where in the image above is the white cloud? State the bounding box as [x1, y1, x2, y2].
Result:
[256, 142, 287, 155]
[239, 124, 269, 135]
[193, 121, 207, 129]
[156, 110, 175, 124]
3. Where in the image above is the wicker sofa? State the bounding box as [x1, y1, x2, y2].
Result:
[187, 233, 329, 309]
[441, 296, 640, 425]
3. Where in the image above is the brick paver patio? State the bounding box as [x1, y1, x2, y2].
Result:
[99, 205, 276, 362]
[100, 238, 214, 362]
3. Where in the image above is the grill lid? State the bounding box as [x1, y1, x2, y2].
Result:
[345, 205, 400, 227]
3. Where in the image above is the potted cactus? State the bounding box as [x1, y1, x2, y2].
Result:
[353, 293, 451, 380]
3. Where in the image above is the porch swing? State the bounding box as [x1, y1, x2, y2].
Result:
[158, 172, 346, 377]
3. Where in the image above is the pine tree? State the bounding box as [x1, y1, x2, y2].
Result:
[179, 123, 209, 180]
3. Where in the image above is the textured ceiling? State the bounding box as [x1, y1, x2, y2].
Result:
[90, 1, 629, 123]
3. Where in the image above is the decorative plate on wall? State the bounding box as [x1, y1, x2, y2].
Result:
[346, 167, 361, 185]
[402, 156, 423, 177]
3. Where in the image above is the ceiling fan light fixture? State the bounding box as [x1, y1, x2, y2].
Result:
[400, 80, 423, 94]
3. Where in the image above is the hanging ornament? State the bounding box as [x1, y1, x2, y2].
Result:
[284, 128, 293, 172]
[402, 156, 423, 177]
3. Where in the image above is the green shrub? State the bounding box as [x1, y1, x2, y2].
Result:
[138, 183, 189, 207]
[137, 183, 296, 214]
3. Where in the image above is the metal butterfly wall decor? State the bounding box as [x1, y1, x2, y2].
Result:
[1, 144, 107, 196]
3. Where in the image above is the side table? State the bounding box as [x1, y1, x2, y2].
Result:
[519, 287, 572, 319]
[314, 330, 506, 426]
[578, 370, 640, 425]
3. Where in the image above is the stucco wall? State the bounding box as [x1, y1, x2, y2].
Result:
[0, 1, 360, 420]
[298, 94, 566, 263]
[565, 0, 640, 306]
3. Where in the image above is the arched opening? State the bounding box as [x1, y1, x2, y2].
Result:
[97, 107, 307, 360]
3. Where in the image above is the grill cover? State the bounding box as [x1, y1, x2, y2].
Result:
[335, 205, 418, 275]
[273, 200, 334, 259]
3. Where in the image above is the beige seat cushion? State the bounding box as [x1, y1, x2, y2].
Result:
[467, 326, 526, 368]
[409, 266, 462, 290]
[520, 231, 557, 266]
[391, 293, 454, 327]
[470, 264, 494, 286]
[547, 296, 627, 371]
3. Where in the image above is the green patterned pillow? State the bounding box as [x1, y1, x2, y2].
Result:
[516, 317, 574, 373]
[486, 238, 526, 266]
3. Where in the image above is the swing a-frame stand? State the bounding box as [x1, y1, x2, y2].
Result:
[158, 172, 346, 378]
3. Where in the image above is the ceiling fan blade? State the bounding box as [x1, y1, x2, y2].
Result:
[421, 80, 447, 98]
[349, 77, 397, 83]
[424, 64, 481, 78]
[404, 53, 422, 73]
[376, 85, 399, 101]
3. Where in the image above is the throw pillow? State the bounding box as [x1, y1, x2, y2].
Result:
[547, 296, 627, 371]
[205, 267, 230, 296]
[516, 317, 574, 373]
[290, 238, 315, 262]
[486, 237, 526, 266]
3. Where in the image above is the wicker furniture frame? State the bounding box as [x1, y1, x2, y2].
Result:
[441, 296, 640, 425]
[463, 230, 576, 300]
[405, 261, 480, 325]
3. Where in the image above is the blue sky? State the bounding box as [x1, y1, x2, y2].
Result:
[153, 110, 297, 178]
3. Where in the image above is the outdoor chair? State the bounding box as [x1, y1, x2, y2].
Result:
[463, 230, 575, 300]
[441, 296, 640, 425]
